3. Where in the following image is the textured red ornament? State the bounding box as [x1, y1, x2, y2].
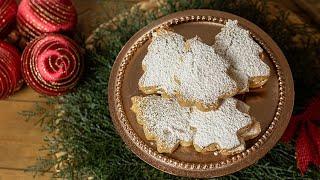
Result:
[0, 0, 18, 38]
[16, 0, 77, 40]
[0, 41, 22, 99]
[282, 95, 320, 174]
[22, 34, 83, 96]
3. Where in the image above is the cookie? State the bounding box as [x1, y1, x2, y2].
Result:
[214, 20, 270, 91]
[229, 67, 249, 93]
[131, 96, 260, 155]
[189, 98, 260, 155]
[131, 95, 194, 153]
[139, 29, 238, 111]
[139, 29, 184, 96]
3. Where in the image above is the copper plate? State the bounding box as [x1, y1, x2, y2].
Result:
[108, 10, 294, 178]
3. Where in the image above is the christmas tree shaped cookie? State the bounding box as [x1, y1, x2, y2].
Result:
[131, 96, 260, 154]
[214, 20, 270, 92]
[139, 29, 238, 111]
[131, 95, 194, 153]
[139, 29, 184, 95]
[190, 97, 261, 155]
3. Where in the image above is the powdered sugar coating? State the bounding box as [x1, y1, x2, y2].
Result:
[177, 37, 237, 106]
[131, 96, 194, 153]
[190, 98, 253, 153]
[214, 20, 270, 90]
[131, 96, 259, 154]
[139, 30, 237, 109]
[139, 30, 184, 94]
[229, 68, 249, 93]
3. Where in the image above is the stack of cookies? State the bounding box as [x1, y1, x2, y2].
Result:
[131, 20, 270, 155]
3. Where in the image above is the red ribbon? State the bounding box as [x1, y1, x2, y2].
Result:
[282, 95, 320, 174]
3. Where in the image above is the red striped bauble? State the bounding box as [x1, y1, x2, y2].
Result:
[17, 0, 77, 40]
[0, 41, 22, 99]
[0, 0, 18, 38]
[22, 34, 83, 96]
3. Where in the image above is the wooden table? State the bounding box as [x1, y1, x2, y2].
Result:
[0, 0, 315, 179]
[0, 1, 136, 179]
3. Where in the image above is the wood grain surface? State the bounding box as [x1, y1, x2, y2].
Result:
[0, 1, 136, 179]
[0, 0, 315, 179]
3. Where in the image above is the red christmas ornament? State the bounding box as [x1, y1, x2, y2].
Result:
[0, 0, 18, 38]
[0, 41, 22, 99]
[22, 34, 83, 96]
[17, 0, 77, 40]
[282, 95, 320, 174]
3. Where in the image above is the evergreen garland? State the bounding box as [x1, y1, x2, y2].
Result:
[24, 0, 320, 179]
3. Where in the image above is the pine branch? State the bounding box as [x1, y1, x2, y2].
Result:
[23, 0, 320, 179]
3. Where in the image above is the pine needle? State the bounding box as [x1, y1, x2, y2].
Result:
[23, 0, 320, 179]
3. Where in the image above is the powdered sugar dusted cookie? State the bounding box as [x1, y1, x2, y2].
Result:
[131, 95, 194, 153]
[214, 20, 270, 91]
[189, 98, 260, 155]
[131, 96, 260, 154]
[139, 29, 184, 95]
[176, 37, 238, 110]
[139, 29, 238, 111]
[229, 68, 249, 93]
